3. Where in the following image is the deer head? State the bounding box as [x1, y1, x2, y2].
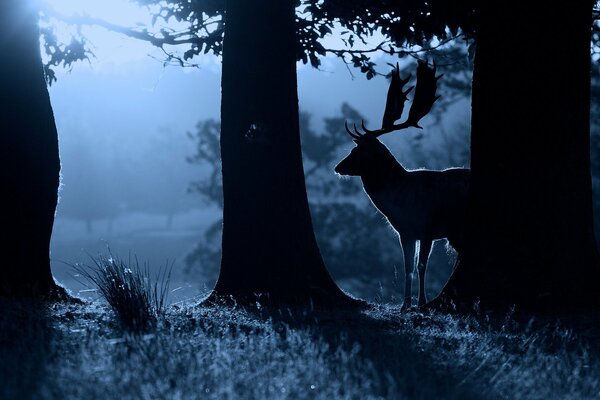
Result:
[335, 60, 442, 176]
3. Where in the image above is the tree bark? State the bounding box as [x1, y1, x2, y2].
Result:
[209, 0, 352, 305]
[434, 2, 600, 312]
[0, 1, 62, 296]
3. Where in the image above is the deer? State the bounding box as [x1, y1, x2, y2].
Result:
[334, 60, 470, 309]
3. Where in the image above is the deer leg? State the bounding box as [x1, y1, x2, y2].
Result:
[417, 239, 433, 307]
[401, 238, 416, 310]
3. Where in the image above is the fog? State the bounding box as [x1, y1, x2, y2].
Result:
[46, 7, 470, 303]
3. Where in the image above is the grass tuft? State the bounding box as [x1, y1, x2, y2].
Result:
[74, 251, 171, 330]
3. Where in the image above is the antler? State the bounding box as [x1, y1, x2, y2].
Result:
[405, 60, 442, 128]
[344, 121, 366, 140]
[382, 62, 413, 130]
[345, 60, 441, 139]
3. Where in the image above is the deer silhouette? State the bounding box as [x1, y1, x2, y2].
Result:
[335, 61, 470, 309]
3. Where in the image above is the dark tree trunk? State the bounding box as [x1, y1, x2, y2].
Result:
[0, 1, 62, 297]
[434, 2, 600, 312]
[210, 0, 351, 305]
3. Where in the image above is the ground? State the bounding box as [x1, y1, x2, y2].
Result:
[2, 298, 600, 400]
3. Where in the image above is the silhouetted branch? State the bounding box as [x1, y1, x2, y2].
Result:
[323, 35, 461, 58]
[46, 12, 204, 47]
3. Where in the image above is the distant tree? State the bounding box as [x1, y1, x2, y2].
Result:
[125, 126, 199, 228]
[58, 123, 200, 231]
[47, 1, 600, 310]
[58, 134, 121, 233]
[185, 119, 223, 282]
[0, 1, 68, 297]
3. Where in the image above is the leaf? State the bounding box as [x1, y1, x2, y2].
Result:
[318, 24, 332, 37]
[184, 48, 196, 60]
[309, 53, 320, 68]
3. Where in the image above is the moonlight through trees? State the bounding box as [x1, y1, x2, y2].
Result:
[42, 0, 600, 310]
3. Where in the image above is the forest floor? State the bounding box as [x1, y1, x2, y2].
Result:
[2, 297, 600, 400]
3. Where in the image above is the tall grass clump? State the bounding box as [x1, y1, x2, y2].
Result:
[75, 252, 171, 330]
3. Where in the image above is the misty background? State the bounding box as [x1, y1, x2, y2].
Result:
[45, 0, 477, 303]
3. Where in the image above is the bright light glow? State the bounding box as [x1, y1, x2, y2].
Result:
[43, 0, 151, 26]
[40, 0, 221, 74]
[40, 0, 165, 71]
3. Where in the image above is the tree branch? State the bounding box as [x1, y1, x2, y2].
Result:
[41, 5, 213, 49]
[322, 34, 462, 58]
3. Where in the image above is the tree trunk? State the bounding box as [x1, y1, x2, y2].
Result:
[434, 2, 600, 312]
[209, 0, 351, 305]
[0, 1, 62, 296]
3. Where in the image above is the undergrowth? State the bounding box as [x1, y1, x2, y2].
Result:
[73, 252, 171, 330]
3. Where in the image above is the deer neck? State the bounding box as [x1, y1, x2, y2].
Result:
[361, 156, 407, 196]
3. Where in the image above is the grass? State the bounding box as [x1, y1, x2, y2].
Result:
[2, 297, 600, 400]
[73, 251, 171, 330]
[3, 255, 600, 399]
